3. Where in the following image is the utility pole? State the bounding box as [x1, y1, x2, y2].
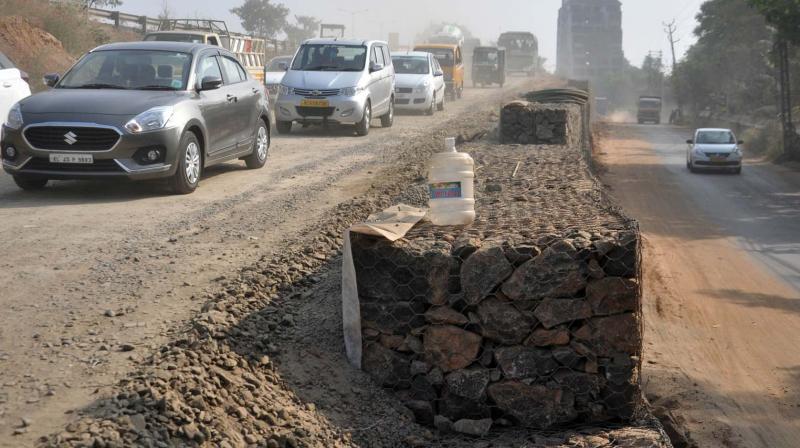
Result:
[664, 20, 682, 121]
[776, 37, 796, 158]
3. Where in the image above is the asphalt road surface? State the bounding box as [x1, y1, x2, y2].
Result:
[600, 122, 800, 448]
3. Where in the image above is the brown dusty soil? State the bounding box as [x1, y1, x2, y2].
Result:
[0, 77, 551, 447]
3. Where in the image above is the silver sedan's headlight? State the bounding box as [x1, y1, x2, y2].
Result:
[125, 106, 174, 134]
[5, 103, 23, 130]
[414, 80, 431, 93]
[279, 85, 293, 96]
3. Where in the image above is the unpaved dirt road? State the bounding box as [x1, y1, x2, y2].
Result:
[0, 79, 535, 446]
[599, 122, 800, 447]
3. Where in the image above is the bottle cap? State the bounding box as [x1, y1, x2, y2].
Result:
[445, 137, 456, 152]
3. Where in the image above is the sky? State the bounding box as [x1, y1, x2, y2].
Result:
[121, 0, 706, 71]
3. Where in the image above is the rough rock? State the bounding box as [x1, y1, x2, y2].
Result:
[488, 382, 577, 429]
[525, 328, 570, 347]
[362, 343, 411, 387]
[461, 245, 514, 305]
[476, 297, 531, 345]
[502, 248, 588, 303]
[425, 307, 469, 326]
[452, 418, 493, 437]
[533, 299, 592, 329]
[405, 400, 435, 426]
[495, 346, 558, 379]
[423, 326, 482, 372]
[361, 300, 427, 334]
[586, 277, 638, 316]
[590, 314, 640, 357]
[444, 368, 491, 401]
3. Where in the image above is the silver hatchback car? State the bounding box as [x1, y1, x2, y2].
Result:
[275, 39, 395, 136]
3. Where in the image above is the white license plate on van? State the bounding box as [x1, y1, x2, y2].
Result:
[50, 153, 93, 164]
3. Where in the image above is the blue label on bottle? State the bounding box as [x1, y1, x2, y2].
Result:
[430, 182, 462, 199]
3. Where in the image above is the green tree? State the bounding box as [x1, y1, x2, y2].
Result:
[230, 0, 289, 39]
[748, 0, 800, 43]
[672, 0, 774, 117]
[284, 15, 320, 43]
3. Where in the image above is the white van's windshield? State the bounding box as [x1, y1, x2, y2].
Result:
[291, 44, 367, 72]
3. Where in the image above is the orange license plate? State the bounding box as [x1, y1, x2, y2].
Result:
[300, 99, 329, 108]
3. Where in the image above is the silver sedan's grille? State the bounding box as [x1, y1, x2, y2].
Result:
[293, 88, 341, 97]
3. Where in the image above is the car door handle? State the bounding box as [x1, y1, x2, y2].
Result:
[227, 94, 238, 102]
[252, 88, 260, 94]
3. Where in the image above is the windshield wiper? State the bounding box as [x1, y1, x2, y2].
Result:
[303, 65, 345, 71]
[137, 85, 180, 91]
[70, 83, 128, 89]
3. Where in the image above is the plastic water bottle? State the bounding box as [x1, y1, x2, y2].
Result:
[428, 137, 475, 226]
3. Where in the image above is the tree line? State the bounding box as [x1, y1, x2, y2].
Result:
[672, 0, 799, 158]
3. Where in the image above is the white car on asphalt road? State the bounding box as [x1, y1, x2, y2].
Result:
[263, 55, 292, 104]
[686, 128, 743, 174]
[0, 51, 31, 141]
[391, 51, 446, 115]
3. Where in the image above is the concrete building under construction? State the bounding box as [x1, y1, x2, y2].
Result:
[557, 0, 625, 81]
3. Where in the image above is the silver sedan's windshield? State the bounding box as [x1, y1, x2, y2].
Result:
[393, 57, 429, 75]
[697, 131, 735, 144]
[58, 50, 193, 91]
[291, 44, 366, 72]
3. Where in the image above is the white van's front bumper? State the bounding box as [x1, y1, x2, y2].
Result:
[275, 92, 368, 124]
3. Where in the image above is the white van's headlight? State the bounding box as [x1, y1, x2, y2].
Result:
[414, 80, 431, 93]
[125, 106, 174, 134]
[279, 85, 293, 95]
[342, 86, 363, 97]
[5, 103, 23, 130]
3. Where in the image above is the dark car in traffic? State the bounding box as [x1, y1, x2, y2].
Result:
[1, 41, 271, 194]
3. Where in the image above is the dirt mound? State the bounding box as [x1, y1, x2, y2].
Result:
[0, 16, 74, 86]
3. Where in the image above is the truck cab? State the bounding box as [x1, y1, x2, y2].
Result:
[413, 43, 464, 100]
[144, 31, 222, 46]
[144, 20, 267, 83]
[637, 96, 663, 124]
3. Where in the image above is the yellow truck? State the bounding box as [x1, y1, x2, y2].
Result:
[413, 43, 464, 100]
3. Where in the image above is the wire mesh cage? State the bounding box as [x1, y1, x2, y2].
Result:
[350, 99, 644, 434]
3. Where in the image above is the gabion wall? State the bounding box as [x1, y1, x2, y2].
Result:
[350, 100, 643, 433]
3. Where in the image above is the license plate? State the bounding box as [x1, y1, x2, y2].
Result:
[300, 99, 330, 108]
[50, 153, 93, 164]
[710, 156, 727, 162]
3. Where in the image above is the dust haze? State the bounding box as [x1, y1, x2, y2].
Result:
[127, 0, 704, 70]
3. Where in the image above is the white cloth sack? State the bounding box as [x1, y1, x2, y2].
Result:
[342, 204, 427, 368]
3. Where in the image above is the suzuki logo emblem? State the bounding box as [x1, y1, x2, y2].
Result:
[64, 131, 78, 145]
[312, 90, 322, 96]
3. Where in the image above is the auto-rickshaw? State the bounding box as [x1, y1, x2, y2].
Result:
[472, 46, 506, 87]
[413, 43, 465, 100]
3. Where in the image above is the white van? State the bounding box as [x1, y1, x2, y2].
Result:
[275, 39, 395, 136]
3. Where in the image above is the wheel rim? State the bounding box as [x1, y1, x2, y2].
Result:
[388, 102, 393, 122]
[256, 126, 268, 161]
[185, 142, 200, 184]
[365, 105, 371, 130]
